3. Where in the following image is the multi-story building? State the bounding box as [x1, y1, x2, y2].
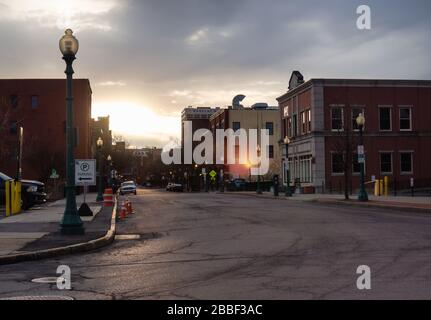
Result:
[0, 79, 92, 181]
[90, 116, 112, 158]
[277, 71, 431, 193]
[210, 103, 281, 180]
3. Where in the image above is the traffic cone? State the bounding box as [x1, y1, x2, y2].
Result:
[126, 197, 134, 215]
[119, 201, 127, 220]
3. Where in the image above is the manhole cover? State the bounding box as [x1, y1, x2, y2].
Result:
[115, 234, 141, 240]
[31, 277, 59, 284]
[0, 296, 74, 300]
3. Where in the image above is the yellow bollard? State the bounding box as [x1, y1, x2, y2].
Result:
[12, 181, 22, 215]
[374, 180, 379, 196]
[5, 180, 11, 217]
[384, 176, 389, 197]
[379, 179, 383, 196]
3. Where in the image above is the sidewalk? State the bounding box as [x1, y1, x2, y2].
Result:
[222, 191, 431, 213]
[0, 193, 114, 259]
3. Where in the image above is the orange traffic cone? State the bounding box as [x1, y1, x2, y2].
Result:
[126, 198, 134, 215]
[119, 201, 127, 220]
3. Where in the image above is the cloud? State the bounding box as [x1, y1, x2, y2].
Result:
[0, 0, 121, 31]
[96, 81, 127, 87]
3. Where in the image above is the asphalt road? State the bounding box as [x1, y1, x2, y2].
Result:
[1, 189, 431, 300]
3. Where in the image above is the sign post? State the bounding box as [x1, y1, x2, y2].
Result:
[75, 160, 96, 216]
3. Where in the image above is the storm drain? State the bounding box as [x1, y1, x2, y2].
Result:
[115, 234, 141, 240]
[31, 277, 59, 284]
[0, 296, 73, 300]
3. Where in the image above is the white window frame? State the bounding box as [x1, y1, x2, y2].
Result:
[399, 106, 412, 132]
[379, 151, 393, 175]
[378, 105, 393, 132]
[330, 105, 344, 132]
[399, 151, 414, 175]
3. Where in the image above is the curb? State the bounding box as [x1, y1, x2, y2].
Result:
[218, 192, 431, 213]
[0, 199, 118, 266]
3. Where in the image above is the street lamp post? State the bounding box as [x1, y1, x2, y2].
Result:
[256, 145, 262, 194]
[59, 29, 84, 235]
[356, 113, 368, 202]
[107, 154, 112, 188]
[284, 136, 292, 197]
[96, 137, 104, 202]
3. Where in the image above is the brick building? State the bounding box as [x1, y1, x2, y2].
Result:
[0, 79, 92, 182]
[277, 71, 431, 194]
[210, 104, 281, 180]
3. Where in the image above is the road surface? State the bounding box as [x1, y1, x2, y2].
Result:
[1, 189, 431, 299]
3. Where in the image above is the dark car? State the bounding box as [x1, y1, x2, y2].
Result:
[166, 183, 184, 192]
[229, 178, 247, 191]
[0, 172, 47, 209]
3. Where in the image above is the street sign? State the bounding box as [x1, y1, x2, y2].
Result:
[50, 169, 59, 179]
[209, 170, 217, 181]
[358, 154, 365, 164]
[75, 159, 96, 186]
[357, 145, 364, 155]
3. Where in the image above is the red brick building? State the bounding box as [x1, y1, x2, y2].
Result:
[0, 79, 92, 182]
[277, 72, 431, 194]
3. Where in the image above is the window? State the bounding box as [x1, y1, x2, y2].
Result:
[265, 122, 274, 135]
[352, 107, 364, 131]
[268, 145, 274, 159]
[379, 107, 392, 131]
[331, 153, 344, 174]
[287, 118, 292, 137]
[307, 109, 311, 132]
[10, 121, 17, 134]
[292, 114, 297, 136]
[331, 107, 344, 131]
[10, 95, 19, 108]
[299, 155, 312, 182]
[400, 152, 413, 174]
[31, 95, 39, 109]
[300, 112, 306, 134]
[232, 122, 240, 132]
[380, 152, 392, 174]
[399, 107, 412, 131]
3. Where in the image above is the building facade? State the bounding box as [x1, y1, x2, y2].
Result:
[210, 104, 281, 180]
[278, 72, 431, 193]
[0, 79, 92, 181]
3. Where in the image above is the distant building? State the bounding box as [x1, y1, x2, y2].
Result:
[210, 103, 281, 180]
[0, 79, 92, 181]
[278, 71, 431, 193]
[90, 116, 112, 158]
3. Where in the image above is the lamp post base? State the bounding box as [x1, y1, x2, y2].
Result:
[96, 194, 104, 202]
[358, 189, 369, 202]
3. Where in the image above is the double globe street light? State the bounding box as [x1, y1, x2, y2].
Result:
[59, 29, 84, 235]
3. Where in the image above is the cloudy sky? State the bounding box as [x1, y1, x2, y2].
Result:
[0, 0, 430, 147]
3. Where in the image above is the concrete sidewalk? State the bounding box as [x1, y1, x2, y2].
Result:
[222, 191, 431, 213]
[0, 193, 108, 257]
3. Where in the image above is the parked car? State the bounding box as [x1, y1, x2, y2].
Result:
[120, 181, 137, 195]
[0, 172, 47, 209]
[229, 178, 247, 191]
[166, 183, 184, 192]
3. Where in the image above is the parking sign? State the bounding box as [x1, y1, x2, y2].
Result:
[75, 159, 96, 186]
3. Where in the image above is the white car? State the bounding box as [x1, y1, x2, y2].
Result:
[120, 181, 137, 195]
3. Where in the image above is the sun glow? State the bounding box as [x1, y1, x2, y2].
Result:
[92, 102, 181, 146]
